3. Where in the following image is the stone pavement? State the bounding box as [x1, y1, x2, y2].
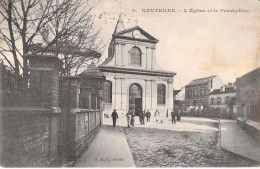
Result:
[220, 119, 260, 163]
[123, 117, 256, 167]
[73, 124, 136, 168]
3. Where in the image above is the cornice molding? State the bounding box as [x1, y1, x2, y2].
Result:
[99, 65, 176, 77]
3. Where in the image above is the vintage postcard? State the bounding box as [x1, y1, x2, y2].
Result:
[0, 0, 259, 168]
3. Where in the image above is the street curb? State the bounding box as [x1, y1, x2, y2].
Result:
[121, 127, 137, 168]
[220, 147, 259, 165]
[219, 120, 259, 166]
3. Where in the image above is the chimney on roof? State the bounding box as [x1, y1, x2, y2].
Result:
[220, 86, 225, 92]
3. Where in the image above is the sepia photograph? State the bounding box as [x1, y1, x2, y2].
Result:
[0, 0, 259, 168]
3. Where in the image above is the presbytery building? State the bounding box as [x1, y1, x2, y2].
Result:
[99, 15, 176, 116]
[185, 75, 224, 109]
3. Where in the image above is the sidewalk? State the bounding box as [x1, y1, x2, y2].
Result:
[220, 119, 260, 163]
[73, 124, 136, 168]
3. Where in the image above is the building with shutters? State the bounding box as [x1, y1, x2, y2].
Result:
[208, 84, 236, 112]
[184, 75, 224, 109]
[98, 15, 176, 117]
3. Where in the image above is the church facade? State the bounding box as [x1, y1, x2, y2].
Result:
[99, 16, 176, 117]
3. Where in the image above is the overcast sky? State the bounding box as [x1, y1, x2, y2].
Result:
[92, 0, 260, 89]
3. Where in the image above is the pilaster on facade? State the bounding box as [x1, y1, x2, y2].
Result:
[145, 46, 150, 70]
[121, 43, 126, 67]
[114, 43, 120, 67]
[151, 47, 156, 70]
[151, 80, 156, 109]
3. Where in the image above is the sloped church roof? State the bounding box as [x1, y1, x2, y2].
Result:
[111, 14, 159, 44]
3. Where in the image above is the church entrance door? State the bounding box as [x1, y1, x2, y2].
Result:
[129, 83, 142, 116]
[135, 98, 142, 116]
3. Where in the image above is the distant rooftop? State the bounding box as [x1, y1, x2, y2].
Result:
[174, 89, 181, 96]
[185, 75, 217, 87]
[209, 87, 236, 95]
[78, 62, 105, 78]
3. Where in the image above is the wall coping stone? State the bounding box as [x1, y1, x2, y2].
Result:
[80, 109, 102, 113]
[237, 117, 247, 122]
[245, 120, 260, 130]
[70, 108, 82, 114]
[1, 107, 61, 114]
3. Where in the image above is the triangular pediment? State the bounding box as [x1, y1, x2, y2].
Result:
[113, 26, 159, 43]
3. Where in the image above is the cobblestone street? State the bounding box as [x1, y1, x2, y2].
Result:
[123, 117, 258, 167]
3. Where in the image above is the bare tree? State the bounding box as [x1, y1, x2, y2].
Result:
[0, 0, 105, 89]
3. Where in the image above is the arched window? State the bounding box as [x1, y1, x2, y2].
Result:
[103, 80, 112, 103]
[157, 84, 166, 105]
[130, 47, 141, 66]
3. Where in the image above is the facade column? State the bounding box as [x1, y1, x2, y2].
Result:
[146, 47, 151, 69]
[120, 78, 123, 108]
[168, 79, 174, 110]
[114, 77, 117, 108]
[151, 80, 157, 110]
[151, 47, 155, 70]
[167, 80, 171, 111]
[145, 80, 147, 109]
[121, 77, 127, 111]
[145, 47, 149, 69]
[114, 43, 120, 67]
[121, 44, 125, 67]
[151, 80, 153, 109]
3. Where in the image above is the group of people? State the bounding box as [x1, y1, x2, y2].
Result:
[126, 109, 152, 127]
[111, 108, 182, 127]
[170, 108, 181, 124]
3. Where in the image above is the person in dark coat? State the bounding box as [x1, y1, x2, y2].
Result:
[139, 111, 142, 124]
[171, 109, 176, 124]
[177, 108, 181, 121]
[130, 111, 135, 126]
[146, 110, 151, 122]
[140, 111, 145, 125]
[111, 109, 118, 127]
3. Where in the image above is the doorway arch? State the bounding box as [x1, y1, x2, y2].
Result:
[129, 83, 142, 116]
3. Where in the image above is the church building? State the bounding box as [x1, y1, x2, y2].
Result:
[99, 15, 176, 117]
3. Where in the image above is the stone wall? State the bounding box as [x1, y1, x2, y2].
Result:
[0, 54, 104, 167]
[0, 108, 60, 167]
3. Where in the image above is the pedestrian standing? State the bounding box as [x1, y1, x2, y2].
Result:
[130, 111, 135, 126]
[126, 111, 131, 128]
[171, 109, 176, 124]
[141, 111, 145, 125]
[177, 108, 181, 121]
[139, 111, 142, 124]
[146, 110, 151, 122]
[154, 109, 160, 122]
[111, 109, 118, 127]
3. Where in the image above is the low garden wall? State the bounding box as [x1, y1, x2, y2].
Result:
[182, 107, 236, 119]
[237, 117, 260, 143]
